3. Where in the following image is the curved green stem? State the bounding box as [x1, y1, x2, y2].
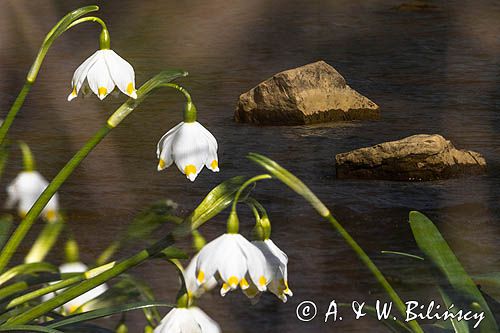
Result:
[227, 174, 271, 234]
[231, 174, 271, 213]
[161, 83, 196, 123]
[66, 16, 110, 49]
[0, 70, 187, 273]
[0, 6, 99, 146]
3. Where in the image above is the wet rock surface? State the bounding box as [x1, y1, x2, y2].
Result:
[234, 61, 379, 125]
[335, 134, 487, 181]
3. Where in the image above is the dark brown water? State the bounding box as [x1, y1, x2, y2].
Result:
[1, 0, 499, 332]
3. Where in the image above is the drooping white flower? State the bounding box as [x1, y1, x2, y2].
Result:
[67, 49, 137, 101]
[156, 121, 219, 182]
[154, 307, 220, 333]
[42, 262, 108, 314]
[195, 233, 270, 296]
[5, 171, 59, 222]
[251, 239, 293, 302]
[184, 253, 217, 299]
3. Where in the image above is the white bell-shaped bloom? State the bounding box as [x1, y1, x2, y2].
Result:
[6, 171, 59, 222]
[154, 307, 220, 333]
[42, 262, 108, 314]
[184, 253, 217, 298]
[156, 121, 219, 182]
[67, 49, 137, 101]
[251, 239, 293, 302]
[195, 233, 270, 296]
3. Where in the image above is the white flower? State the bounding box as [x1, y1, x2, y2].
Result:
[156, 121, 219, 182]
[251, 239, 293, 302]
[6, 171, 59, 222]
[184, 253, 217, 299]
[42, 262, 108, 314]
[195, 233, 270, 296]
[154, 307, 220, 333]
[67, 49, 137, 101]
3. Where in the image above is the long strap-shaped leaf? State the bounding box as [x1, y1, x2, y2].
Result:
[409, 211, 498, 332]
[0, 263, 57, 286]
[0, 325, 63, 333]
[46, 301, 173, 328]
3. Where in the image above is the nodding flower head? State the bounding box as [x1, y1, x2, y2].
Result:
[6, 171, 59, 222]
[194, 233, 271, 297]
[249, 239, 293, 303]
[154, 306, 221, 333]
[156, 121, 219, 182]
[68, 49, 136, 101]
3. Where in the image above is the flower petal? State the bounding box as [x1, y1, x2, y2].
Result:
[190, 307, 221, 333]
[104, 50, 137, 99]
[238, 237, 268, 291]
[86, 53, 115, 100]
[172, 123, 209, 181]
[68, 50, 100, 101]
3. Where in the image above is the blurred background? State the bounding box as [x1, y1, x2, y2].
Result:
[0, 0, 499, 331]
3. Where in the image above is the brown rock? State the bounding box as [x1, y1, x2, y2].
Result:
[234, 61, 379, 125]
[335, 134, 487, 181]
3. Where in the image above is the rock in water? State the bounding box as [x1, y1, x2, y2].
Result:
[335, 134, 486, 181]
[234, 61, 379, 125]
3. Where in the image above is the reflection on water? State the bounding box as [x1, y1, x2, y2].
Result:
[1, 0, 499, 331]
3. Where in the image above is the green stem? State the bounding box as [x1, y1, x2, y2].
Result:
[0, 6, 99, 145]
[0, 83, 32, 146]
[6, 235, 174, 325]
[0, 126, 111, 273]
[231, 174, 271, 213]
[161, 83, 196, 122]
[66, 16, 109, 49]
[227, 174, 271, 234]
[325, 214, 423, 333]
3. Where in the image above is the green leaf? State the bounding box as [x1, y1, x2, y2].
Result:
[0, 325, 63, 333]
[439, 287, 470, 333]
[409, 211, 498, 333]
[0, 215, 13, 250]
[46, 301, 173, 328]
[0, 262, 57, 286]
[186, 176, 247, 230]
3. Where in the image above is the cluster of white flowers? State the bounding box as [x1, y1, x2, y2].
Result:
[156, 232, 292, 332]
[2, 31, 295, 333]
